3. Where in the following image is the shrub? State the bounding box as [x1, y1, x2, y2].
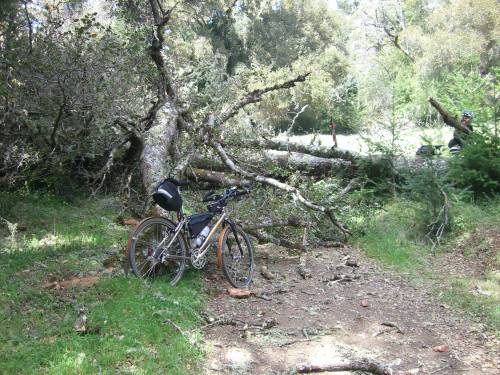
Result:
[448, 132, 500, 197]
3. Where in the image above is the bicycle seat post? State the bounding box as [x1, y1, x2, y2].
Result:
[177, 208, 185, 221]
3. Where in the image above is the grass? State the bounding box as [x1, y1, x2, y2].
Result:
[352, 199, 427, 272]
[441, 277, 500, 333]
[354, 195, 500, 334]
[0, 192, 204, 374]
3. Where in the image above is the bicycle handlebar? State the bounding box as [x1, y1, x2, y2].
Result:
[203, 185, 251, 204]
[166, 177, 191, 187]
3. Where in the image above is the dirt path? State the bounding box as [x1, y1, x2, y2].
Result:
[200, 245, 498, 374]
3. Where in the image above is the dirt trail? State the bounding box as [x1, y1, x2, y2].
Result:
[200, 245, 498, 375]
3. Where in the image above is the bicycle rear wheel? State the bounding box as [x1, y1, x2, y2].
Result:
[220, 225, 254, 288]
[128, 217, 186, 285]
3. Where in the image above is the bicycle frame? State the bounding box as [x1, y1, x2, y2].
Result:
[154, 212, 229, 263]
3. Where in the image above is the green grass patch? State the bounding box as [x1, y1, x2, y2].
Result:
[353, 199, 427, 272]
[441, 276, 500, 334]
[0, 192, 205, 374]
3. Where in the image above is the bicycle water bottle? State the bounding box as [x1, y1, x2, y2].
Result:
[194, 226, 210, 247]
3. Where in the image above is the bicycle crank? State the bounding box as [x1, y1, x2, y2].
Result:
[190, 247, 207, 269]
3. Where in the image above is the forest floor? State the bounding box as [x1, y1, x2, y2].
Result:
[200, 233, 499, 375]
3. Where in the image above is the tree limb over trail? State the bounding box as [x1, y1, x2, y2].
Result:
[228, 137, 355, 160]
[428, 97, 472, 135]
[210, 140, 352, 236]
[215, 73, 311, 126]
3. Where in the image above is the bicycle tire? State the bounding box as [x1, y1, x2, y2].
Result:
[220, 225, 254, 288]
[128, 217, 186, 285]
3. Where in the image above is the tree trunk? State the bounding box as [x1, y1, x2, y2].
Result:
[231, 138, 354, 160]
[191, 149, 352, 176]
[185, 168, 251, 187]
[140, 101, 179, 192]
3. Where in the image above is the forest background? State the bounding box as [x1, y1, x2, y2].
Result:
[0, 0, 498, 373]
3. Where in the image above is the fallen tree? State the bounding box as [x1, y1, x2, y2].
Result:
[93, 2, 353, 239]
[191, 149, 352, 176]
[229, 137, 355, 160]
[185, 168, 250, 187]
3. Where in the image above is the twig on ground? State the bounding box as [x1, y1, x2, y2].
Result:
[163, 319, 201, 349]
[295, 359, 392, 374]
[381, 321, 404, 334]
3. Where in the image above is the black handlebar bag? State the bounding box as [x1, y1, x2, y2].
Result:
[152, 180, 182, 211]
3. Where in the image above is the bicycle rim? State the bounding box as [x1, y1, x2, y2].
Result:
[128, 217, 186, 285]
[221, 226, 254, 288]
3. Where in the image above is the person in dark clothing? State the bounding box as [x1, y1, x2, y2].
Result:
[448, 110, 473, 153]
[328, 119, 338, 148]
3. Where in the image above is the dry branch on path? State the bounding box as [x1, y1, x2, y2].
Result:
[295, 359, 392, 374]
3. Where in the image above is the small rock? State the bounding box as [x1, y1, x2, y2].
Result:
[360, 300, 369, 307]
[432, 344, 449, 352]
[346, 259, 359, 267]
[260, 265, 275, 280]
[227, 288, 252, 298]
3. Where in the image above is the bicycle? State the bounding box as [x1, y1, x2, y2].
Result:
[127, 177, 254, 288]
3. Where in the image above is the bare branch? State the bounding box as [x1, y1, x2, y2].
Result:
[216, 73, 311, 126]
[295, 359, 392, 374]
[285, 104, 309, 135]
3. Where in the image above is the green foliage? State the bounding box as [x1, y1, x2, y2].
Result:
[434, 69, 496, 125]
[0, 193, 204, 374]
[448, 132, 500, 197]
[402, 162, 456, 242]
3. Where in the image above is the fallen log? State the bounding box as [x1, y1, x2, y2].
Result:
[231, 137, 355, 160]
[191, 149, 352, 176]
[212, 141, 351, 235]
[185, 168, 251, 187]
[242, 216, 308, 230]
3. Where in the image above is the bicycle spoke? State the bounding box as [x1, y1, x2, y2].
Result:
[128, 217, 186, 284]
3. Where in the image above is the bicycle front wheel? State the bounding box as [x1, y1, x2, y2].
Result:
[220, 225, 254, 288]
[128, 217, 186, 285]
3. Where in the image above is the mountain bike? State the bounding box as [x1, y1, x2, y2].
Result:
[127, 178, 254, 288]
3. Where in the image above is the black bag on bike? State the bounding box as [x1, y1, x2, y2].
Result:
[152, 180, 182, 211]
[187, 213, 214, 238]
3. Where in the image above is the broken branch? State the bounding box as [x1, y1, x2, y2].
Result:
[211, 141, 351, 235]
[296, 359, 392, 374]
[216, 73, 311, 126]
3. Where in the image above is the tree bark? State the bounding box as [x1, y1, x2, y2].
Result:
[140, 101, 179, 192]
[140, 1, 182, 193]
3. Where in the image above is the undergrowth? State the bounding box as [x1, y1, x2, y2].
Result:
[0, 192, 204, 374]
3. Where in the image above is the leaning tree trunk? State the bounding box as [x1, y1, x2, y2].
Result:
[139, 1, 182, 193]
[140, 102, 179, 192]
